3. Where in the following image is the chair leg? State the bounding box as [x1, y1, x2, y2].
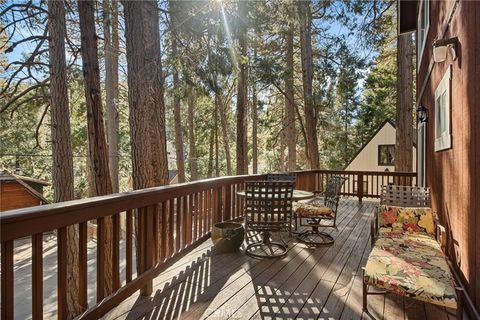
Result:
[362, 268, 368, 313]
[456, 287, 464, 320]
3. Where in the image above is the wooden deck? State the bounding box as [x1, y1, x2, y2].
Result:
[104, 199, 458, 320]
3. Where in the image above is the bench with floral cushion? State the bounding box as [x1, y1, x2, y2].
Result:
[363, 205, 464, 319]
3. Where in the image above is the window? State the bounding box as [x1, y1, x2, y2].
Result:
[378, 145, 395, 166]
[435, 65, 452, 151]
[417, 0, 429, 68]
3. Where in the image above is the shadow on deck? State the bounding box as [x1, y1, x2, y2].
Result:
[104, 199, 457, 320]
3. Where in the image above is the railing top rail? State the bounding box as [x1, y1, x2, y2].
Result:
[293, 169, 417, 176]
[1, 174, 265, 242]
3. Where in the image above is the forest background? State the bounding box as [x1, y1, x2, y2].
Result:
[0, 0, 409, 201]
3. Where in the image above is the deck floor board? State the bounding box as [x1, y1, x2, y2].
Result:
[104, 199, 459, 320]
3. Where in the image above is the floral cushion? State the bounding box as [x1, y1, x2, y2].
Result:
[293, 201, 333, 217]
[364, 231, 457, 309]
[378, 205, 436, 236]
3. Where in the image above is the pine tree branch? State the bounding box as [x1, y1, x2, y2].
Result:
[1, 79, 49, 114]
[34, 103, 50, 149]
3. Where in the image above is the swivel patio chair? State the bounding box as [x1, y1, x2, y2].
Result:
[244, 180, 295, 258]
[294, 175, 347, 246]
[266, 172, 297, 187]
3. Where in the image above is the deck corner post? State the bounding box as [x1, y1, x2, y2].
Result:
[358, 173, 364, 202]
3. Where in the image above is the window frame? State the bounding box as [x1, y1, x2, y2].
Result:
[417, 0, 430, 69]
[434, 65, 452, 151]
[378, 144, 396, 166]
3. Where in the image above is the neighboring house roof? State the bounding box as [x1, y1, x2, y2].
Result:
[168, 169, 190, 184]
[0, 171, 50, 186]
[344, 119, 416, 169]
[0, 171, 50, 204]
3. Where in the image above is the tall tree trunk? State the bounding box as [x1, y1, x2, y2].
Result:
[251, 45, 258, 174]
[78, 0, 114, 297]
[124, 1, 168, 189]
[187, 86, 198, 180]
[48, 1, 82, 316]
[285, 26, 296, 172]
[395, 33, 414, 175]
[124, 0, 169, 296]
[298, 1, 319, 169]
[215, 105, 220, 177]
[235, 0, 248, 175]
[216, 90, 232, 176]
[169, 0, 185, 183]
[103, 0, 120, 193]
[280, 113, 286, 172]
[207, 124, 214, 178]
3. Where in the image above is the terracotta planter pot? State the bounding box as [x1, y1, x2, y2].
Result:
[211, 222, 244, 253]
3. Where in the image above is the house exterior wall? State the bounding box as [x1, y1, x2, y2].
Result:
[0, 181, 46, 212]
[416, 0, 480, 310]
[346, 122, 417, 172]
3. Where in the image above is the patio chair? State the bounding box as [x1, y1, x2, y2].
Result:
[244, 180, 295, 258]
[266, 172, 297, 187]
[293, 175, 347, 246]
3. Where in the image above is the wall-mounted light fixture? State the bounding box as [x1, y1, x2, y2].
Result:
[416, 105, 428, 123]
[433, 37, 458, 63]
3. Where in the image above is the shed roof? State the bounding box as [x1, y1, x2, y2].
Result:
[0, 171, 50, 186]
[0, 171, 50, 204]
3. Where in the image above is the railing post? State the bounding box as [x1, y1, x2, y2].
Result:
[140, 205, 154, 296]
[224, 185, 232, 221]
[358, 173, 364, 202]
[214, 187, 221, 224]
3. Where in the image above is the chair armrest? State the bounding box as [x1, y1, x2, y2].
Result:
[437, 224, 447, 251]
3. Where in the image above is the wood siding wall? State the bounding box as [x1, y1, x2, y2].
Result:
[417, 0, 480, 311]
[0, 182, 45, 212]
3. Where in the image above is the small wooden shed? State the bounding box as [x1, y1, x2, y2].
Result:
[0, 171, 50, 212]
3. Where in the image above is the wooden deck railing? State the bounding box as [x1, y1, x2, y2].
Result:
[0, 170, 415, 319]
[295, 170, 416, 201]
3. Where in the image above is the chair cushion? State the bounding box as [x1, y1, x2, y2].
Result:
[364, 231, 457, 309]
[378, 205, 436, 236]
[293, 202, 333, 217]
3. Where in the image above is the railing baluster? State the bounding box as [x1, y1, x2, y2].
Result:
[152, 206, 159, 264]
[1, 240, 14, 320]
[168, 200, 174, 257]
[161, 202, 167, 261]
[197, 192, 202, 238]
[206, 189, 212, 231]
[239, 183, 244, 219]
[214, 187, 220, 224]
[112, 213, 120, 291]
[141, 205, 154, 295]
[176, 198, 182, 251]
[57, 227, 68, 319]
[234, 184, 239, 219]
[79, 222, 88, 310]
[202, 191, 206, 236]
[32, 233, 43, 319]
[184, 196, 191, 247]
[191, 193, 196, 242]
[125, 210, 133, 283]
[97, 217, 105, 301]
[224, 185, 231, 221]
